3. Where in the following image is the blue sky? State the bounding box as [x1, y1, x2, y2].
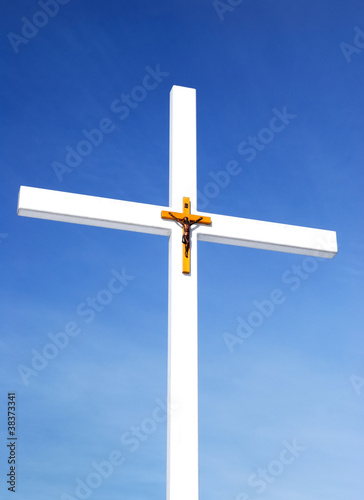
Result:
[1, 1, 364, 499]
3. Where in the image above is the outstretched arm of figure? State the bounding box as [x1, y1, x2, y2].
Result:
[169, 212, 183, 226]
[189, 217, 203, 226]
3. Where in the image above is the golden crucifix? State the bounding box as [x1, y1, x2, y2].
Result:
[161, 197, 211, 274]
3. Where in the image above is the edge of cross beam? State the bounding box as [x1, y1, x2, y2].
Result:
[196, 211, 338, 259]
[17, 186, 171, 237]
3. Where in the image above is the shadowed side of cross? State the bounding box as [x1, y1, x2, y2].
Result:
[17, 85, 337, 500]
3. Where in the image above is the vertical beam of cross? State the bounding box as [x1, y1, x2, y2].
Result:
[167, 86, 199, 500]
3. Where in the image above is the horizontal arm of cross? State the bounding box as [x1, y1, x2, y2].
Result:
[196, 211, 337, 258]
[17, 186, 171, 236]
[17, 187, 337, 258]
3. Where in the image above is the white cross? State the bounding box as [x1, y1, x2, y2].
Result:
[17, 85, 337, 500]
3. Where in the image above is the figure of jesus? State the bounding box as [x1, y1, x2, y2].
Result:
[169, 213, 203, 257]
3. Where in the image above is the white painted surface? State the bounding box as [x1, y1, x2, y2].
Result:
[169, 86, 197, 211]
[17, 185, 337, 258]
[167, 86, 199, 500]
[197, 211, 337, 258]
[17, 186, 170, 236]
[17, 85, 337, 500]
